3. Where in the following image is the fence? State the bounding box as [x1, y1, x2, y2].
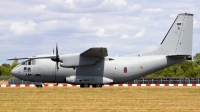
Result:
[0, 76, 200, 84]
[0, 76, 34, 84]
[127, 78, 200, 84]
[0, 76, 13, 81]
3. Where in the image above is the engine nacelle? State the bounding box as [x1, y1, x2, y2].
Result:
[59, 54, 100, 68]
[66, 76, 113, 84]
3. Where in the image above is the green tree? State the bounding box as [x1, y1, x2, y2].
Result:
[2, 63, 10, 68]
[146, 60, 200, 78]
[194, 53, 200, 65]
[0, 66, 11, 76]
[163, 66, 174, 77]
[175, 66, 184, 77]
[0, 59, 19, 76]
[11, 59, 19, 69]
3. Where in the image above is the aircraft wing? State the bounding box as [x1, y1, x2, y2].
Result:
[81, 47, 108, 57]
[7, 55, 56, 60]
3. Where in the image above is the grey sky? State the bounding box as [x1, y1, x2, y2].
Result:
[0, 0, 200, 64]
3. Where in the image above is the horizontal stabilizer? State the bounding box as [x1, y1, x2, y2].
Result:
[167, 55, 192, 60]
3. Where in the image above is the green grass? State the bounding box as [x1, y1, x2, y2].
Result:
[0, 87, 200, 111]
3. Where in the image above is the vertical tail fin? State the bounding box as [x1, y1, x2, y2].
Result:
[156, 13, 193, 56]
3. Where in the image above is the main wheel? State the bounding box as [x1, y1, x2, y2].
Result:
[92, 84, 97, 88]
[97, 84, 102, 88]
[36, 85, 43, 88]
[84, 84, 90, 88]
[92, 84, 102, 88]
[80, 84, 90, 88]
[80, 84, 84, 88]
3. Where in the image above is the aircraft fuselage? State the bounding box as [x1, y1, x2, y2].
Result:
[12, 55, 185, 84]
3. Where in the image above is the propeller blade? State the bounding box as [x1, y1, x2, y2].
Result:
[56, 43, 59, 69]
[56, 43, 58, 59]
[57, 62, 59, 70]
[53, 48, 54, 55]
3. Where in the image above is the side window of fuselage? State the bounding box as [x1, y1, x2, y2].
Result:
[124, 67, 127, 74]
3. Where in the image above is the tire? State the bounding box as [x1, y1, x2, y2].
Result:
[80, 84, 89, 88]
[92, 84, 102, 88]
[92, 84, 97, 88]
[84, 84, 90, 88]
[36, 85, 43, 88]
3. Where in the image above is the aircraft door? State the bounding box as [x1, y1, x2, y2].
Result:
[27, 60, 37, 76]
[22, 60, 33, 76]
[24, 59, 43, 76]
[23, 62, 28, 75]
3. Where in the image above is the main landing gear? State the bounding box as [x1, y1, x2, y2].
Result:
[35, 82, 44, 88]
[80, 84, 102, 88]
[92, 84, 102, 88]
[80, 84, 90, 88]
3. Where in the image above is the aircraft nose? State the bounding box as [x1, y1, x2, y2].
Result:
[11, 68, 18, 77]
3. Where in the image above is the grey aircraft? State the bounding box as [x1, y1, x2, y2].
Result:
[9, 13, 193, 88]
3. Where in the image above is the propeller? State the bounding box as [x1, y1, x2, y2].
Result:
[51, 43, 60, 70]
[49, 44, 60, 84]
[51, 44, 60, 84]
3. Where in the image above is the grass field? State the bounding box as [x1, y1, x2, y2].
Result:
[0, 87, 200, 111]
[0, 81, 7, 84]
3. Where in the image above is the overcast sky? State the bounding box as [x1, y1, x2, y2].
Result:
[0, 0, 200, 64]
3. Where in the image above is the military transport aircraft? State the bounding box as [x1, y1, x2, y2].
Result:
[9, 13, 193, 88]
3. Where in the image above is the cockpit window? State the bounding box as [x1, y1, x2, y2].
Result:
[21, 60, 36, 65]
[21, 61, 27, 65]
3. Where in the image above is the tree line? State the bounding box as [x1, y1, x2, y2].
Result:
[1, 53, 200, 78]
[146, 53, 200, 78]
[0, 60, 18, 76]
